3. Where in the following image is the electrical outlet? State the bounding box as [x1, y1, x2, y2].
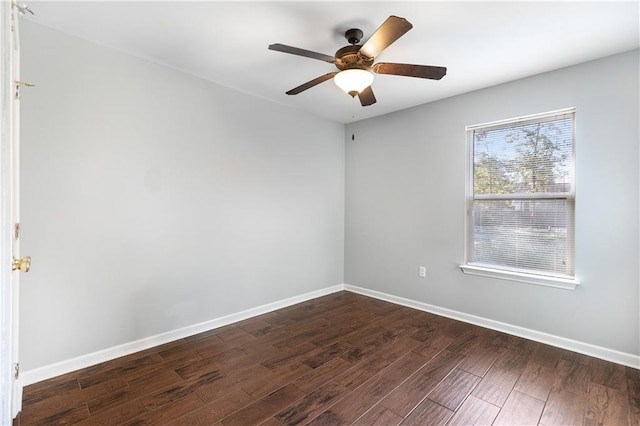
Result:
[419, 266, 426, 278]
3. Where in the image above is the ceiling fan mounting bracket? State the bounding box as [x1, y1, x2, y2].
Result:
[344, 28, 363, 45]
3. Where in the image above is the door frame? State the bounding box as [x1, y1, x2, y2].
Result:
[1, 0, 19, 422]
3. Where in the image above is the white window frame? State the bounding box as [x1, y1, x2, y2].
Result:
[460, 108, 579, 290]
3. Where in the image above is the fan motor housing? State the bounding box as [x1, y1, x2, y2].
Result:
[334, 45, 374, 71]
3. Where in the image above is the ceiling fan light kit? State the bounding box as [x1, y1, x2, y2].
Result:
[269, 15, 447, 107]
[334, 69, 374, 97]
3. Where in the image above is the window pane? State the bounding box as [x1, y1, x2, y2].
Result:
[473, 115, 573, 195]
[466, 110, 575, 280]
[469, 198, 573, 277]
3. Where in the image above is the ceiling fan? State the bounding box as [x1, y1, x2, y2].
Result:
[268, 15, 447, 107]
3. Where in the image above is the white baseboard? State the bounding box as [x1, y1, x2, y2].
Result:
[21, 285, 344, 386]
[344, 284, 640, 370]
[22, 282, 639, 386]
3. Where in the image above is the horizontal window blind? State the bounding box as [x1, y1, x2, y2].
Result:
[466, 109, 575, 279]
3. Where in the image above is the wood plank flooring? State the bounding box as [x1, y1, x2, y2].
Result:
[14, 291, 639, 425]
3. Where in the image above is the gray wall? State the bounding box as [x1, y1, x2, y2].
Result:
[19, 21, 345, 371]
[345, 49, 640, 356]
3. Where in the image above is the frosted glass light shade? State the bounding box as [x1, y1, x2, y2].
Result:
[334, 69, 374, 97]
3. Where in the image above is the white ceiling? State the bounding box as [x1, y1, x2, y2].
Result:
[23, 1, 640, 123]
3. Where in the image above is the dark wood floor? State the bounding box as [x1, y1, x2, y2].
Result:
[14, 291, 640, 425]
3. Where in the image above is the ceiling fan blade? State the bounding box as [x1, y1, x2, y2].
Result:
[359, 16, 413, 59]
[286, 72, 338, 95]
[358, 86, 377, 106]
[269, 43, 336, 64]
[373, 63, 447, 80]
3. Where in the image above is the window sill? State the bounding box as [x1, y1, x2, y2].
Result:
[460, 264, 579, 290]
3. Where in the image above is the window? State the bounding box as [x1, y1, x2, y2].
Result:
[461, 108, 578, 289]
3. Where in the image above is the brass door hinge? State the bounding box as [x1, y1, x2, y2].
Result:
[14, 363, 19, 380]
[14, 223, 20, 240]
[15, 80, 35, 100]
